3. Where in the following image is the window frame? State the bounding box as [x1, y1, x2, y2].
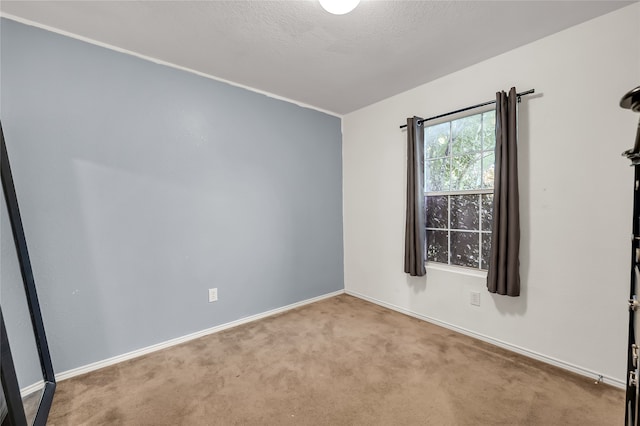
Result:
[423, 107, 496, 272]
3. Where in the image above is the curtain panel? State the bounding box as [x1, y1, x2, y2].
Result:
[404, 116, 426, 277]
[487, 87, 521, 296]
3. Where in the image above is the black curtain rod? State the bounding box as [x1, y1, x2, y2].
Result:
[399, 89, 535, 129]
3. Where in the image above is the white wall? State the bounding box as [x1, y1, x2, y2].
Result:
[343, 4, 640, 385]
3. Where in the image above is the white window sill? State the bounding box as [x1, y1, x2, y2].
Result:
[425, 262, 488, 278]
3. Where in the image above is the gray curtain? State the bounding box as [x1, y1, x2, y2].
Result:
[487, 87, 520, 296]
[404, 117, 426, 277]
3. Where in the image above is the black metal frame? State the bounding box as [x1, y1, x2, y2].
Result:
[627, 165, 640, 426]
[1, 311, 28, 426]
[622, 86, 640, 426]
[0, 121, 55, 426]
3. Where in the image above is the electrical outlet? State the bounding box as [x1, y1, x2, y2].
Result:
[208, 288, 218, 303]
[470, 291, 481, 307]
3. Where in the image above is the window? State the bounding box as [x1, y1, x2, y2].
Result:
[424, 109, 495, 270]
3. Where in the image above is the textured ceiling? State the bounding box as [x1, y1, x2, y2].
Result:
[0, 1, 634, 115]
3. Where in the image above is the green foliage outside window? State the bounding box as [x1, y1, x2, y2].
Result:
[425, 110, 495, 192]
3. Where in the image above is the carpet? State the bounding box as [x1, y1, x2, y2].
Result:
[47, 294, 623, 425]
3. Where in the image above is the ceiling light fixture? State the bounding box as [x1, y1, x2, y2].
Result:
[319, 0, 360, 15]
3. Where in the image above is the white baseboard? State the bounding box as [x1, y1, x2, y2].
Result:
[20, 380, 45, 399]
[56, 289, 345, 382]
[345, 289, 626, 389]
[56, 287, 625, 389]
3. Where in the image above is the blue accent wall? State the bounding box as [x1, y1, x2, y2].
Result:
[0, 18, 344, 374]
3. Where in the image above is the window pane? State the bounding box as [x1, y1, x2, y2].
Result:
[482, 152, 495, 189]
[452, 114, 482, 155]
[481, 194, 493, 232]
[425, 122, 450, 159]
[426, 195, 448, 229]
[482, 110, 496, 151]
[481, 232, 492, 270]
[450, 231, 479, 268]
[425, 158, 450, 192]
[450, 194, 479, 230]
[426, 230, 448, 264]
[450, 154, 481, 191]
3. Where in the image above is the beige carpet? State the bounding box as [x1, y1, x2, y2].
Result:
[48, 295, 623, 425]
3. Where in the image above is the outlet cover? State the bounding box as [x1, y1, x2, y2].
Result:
[208, 288, 218, 303]
[470, 291, 481, 307]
